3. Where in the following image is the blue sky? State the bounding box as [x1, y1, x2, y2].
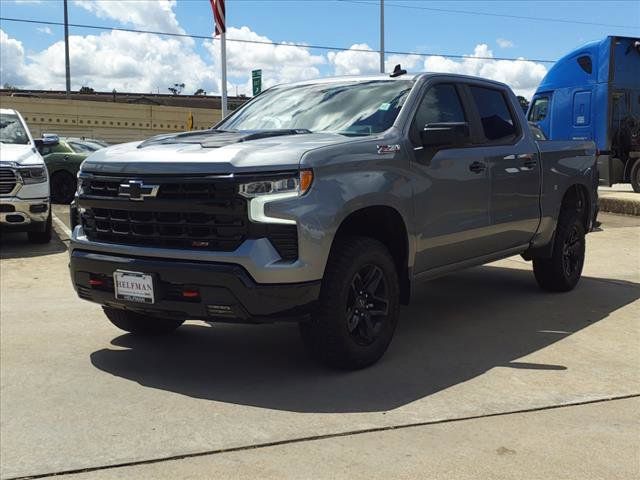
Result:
[1, 0, 638, 97]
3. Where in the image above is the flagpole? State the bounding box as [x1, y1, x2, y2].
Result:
[221, 31, 228, 119]
[379, 0, 384, 73]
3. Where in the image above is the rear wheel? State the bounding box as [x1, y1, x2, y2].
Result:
[630, 159, 640, 193]
[103, 307, 185, 335]
[533, 210, 585, 292]
[299, 236, 400, 370]
[51, 171, 77, 204]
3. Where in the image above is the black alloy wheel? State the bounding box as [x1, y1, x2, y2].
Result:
[346, 264, 390, 346]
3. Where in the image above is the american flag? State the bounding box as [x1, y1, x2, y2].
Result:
[210, 0, 226, 36]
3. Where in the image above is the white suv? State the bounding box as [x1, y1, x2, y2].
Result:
[0, 108, 52, 243]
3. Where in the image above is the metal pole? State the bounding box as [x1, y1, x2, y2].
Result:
[379, 0, 384, 73]
[221, 32, 228, 119]
[63, 0, 71, 96]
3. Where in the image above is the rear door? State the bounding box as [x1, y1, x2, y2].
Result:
[467, 85, 541, 250]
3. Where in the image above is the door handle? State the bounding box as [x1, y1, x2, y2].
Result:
[469, 161, 486, 173]
[523, 159, 537, 169]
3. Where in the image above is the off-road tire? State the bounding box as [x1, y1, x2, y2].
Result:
[51, 171, 77, 204]
[630, 158, 640, 193]
[299, 236, 400, 370]
[103, 307, 185, 335]
[27, 211, 52, 244]
[533, 209, 586, 292]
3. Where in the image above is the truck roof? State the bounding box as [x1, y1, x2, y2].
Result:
[281, 72, 511, 90]
[0, 108, 19, 115]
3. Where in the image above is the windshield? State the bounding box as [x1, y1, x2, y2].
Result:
[220, 80, 415, 135]
[0, 113, 29, 145]
[69, 141, 102, 153]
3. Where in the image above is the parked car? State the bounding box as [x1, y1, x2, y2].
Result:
[38, 136, 107, 203]
[69, 72, 597, 369]
[528, 36, 640, 192]
[0, 108, 52, 243]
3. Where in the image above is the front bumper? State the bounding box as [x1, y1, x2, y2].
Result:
[0, 197, 50, 231]
[70, 249, 320, 322]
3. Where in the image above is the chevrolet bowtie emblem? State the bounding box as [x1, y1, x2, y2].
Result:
[118, 180, 160, 201]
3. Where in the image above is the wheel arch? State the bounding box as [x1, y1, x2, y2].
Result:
[331, 205, 411, 304]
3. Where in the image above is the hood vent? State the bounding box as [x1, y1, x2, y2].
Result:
[138, 129, 311, 149]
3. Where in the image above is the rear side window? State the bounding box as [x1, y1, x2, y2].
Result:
[414, 84, 466, 128]
[577, 55, 593, 74]
[528, 97, 549, 122]
[469, 86, 518, 143]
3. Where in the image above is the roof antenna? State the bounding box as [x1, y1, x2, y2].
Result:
[389, 64, 407, 78]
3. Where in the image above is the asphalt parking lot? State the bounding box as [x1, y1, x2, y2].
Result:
[1, 208, 638, 479]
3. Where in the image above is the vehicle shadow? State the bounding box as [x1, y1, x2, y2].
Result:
[90, 265, 640, 413]
[0, 230, 67, 259]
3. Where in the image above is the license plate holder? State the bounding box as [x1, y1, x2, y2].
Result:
[113, 270, 155, 304]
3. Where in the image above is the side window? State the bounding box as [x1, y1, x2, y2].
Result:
[528, 97, 549, 122]
[577, 55, 592, 74]
[414, 83, 466, 129]
[469, 86, 518, 143]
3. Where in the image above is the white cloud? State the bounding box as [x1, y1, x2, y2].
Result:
[497, 38, 515, 49]
[327, 43, 379, 75]
[0, 29, 29, 87]
[37, 26, 52, 35]
[73, 1, 187, 37]
[204, 26, 325, 95]
[424, 44, 546, 98]
[1, 28, 216, 94]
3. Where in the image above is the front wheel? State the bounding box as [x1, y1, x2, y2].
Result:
[533, 212, 585, 292]
[299, 236, 400, 370]
[27, 210, 52, 244]
[103, 307, 185, 335]
[50, 171, 77, 204]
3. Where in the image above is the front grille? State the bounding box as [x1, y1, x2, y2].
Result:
[80, 175, 299, 260]
[86, 179, 236, 201]
[0, 168, 17, 195]
[83, 208, 246, 251]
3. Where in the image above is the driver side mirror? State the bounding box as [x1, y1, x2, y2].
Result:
[420, 122, 470, 148]
[34, 134, 59, 154]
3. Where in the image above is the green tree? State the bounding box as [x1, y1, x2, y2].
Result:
[168, 83, 185, 95]
[517, 96, 530, 113]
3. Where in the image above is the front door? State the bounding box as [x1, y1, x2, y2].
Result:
[410, 82, 492, 273]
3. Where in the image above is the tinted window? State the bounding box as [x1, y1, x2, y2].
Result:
[414, 84, 466, 128]
[528, 96, 549, 122]
[577, 55, 592, 74]
[470, 86, 518, 142]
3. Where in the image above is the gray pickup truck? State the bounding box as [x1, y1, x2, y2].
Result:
[69, 72, 598, 369]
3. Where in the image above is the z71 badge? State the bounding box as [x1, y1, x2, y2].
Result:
[376, 144, 401, 154]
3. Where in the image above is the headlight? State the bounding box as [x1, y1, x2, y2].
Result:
[239, 170, 313, 198]
[19, 167, 47, 184]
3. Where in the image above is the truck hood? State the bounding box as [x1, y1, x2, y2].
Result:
[0, 143, 44, 166]
[81, 130, 357, 175]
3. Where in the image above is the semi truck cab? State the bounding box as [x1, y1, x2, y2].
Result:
[528, 36, 640, 192]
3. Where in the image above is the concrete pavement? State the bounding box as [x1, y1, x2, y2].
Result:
[53, 397, 640, 480]
[1, 212, 638, 479]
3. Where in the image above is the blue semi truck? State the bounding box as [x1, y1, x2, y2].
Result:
[528, 36, 640, 192]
